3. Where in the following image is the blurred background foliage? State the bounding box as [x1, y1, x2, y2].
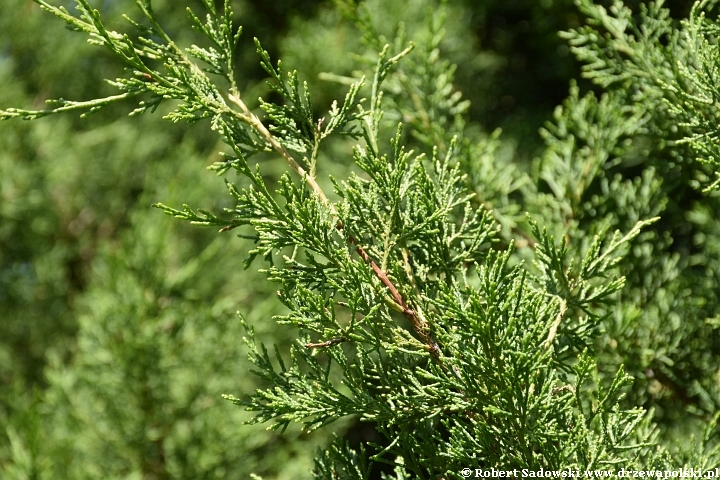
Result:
[1, 0, 718, 477]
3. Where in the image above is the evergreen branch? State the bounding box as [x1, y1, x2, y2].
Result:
[8, 2, 461, 367]
[247, 100, 442, 360]
[227, 53, 445, 365]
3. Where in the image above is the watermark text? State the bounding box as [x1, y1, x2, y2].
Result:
[459, 468, 720, 479]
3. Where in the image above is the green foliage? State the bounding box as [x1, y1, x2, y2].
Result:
[562, 0, 720, 191]
[34, 203, 315, 479]
[0, 0, 326, 477]
[3, 0, 720, 478]
[557, 0, 720, 437]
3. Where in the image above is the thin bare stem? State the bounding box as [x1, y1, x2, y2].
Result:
[1, 92, 140, 120]
[305, 338, 347, 349]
